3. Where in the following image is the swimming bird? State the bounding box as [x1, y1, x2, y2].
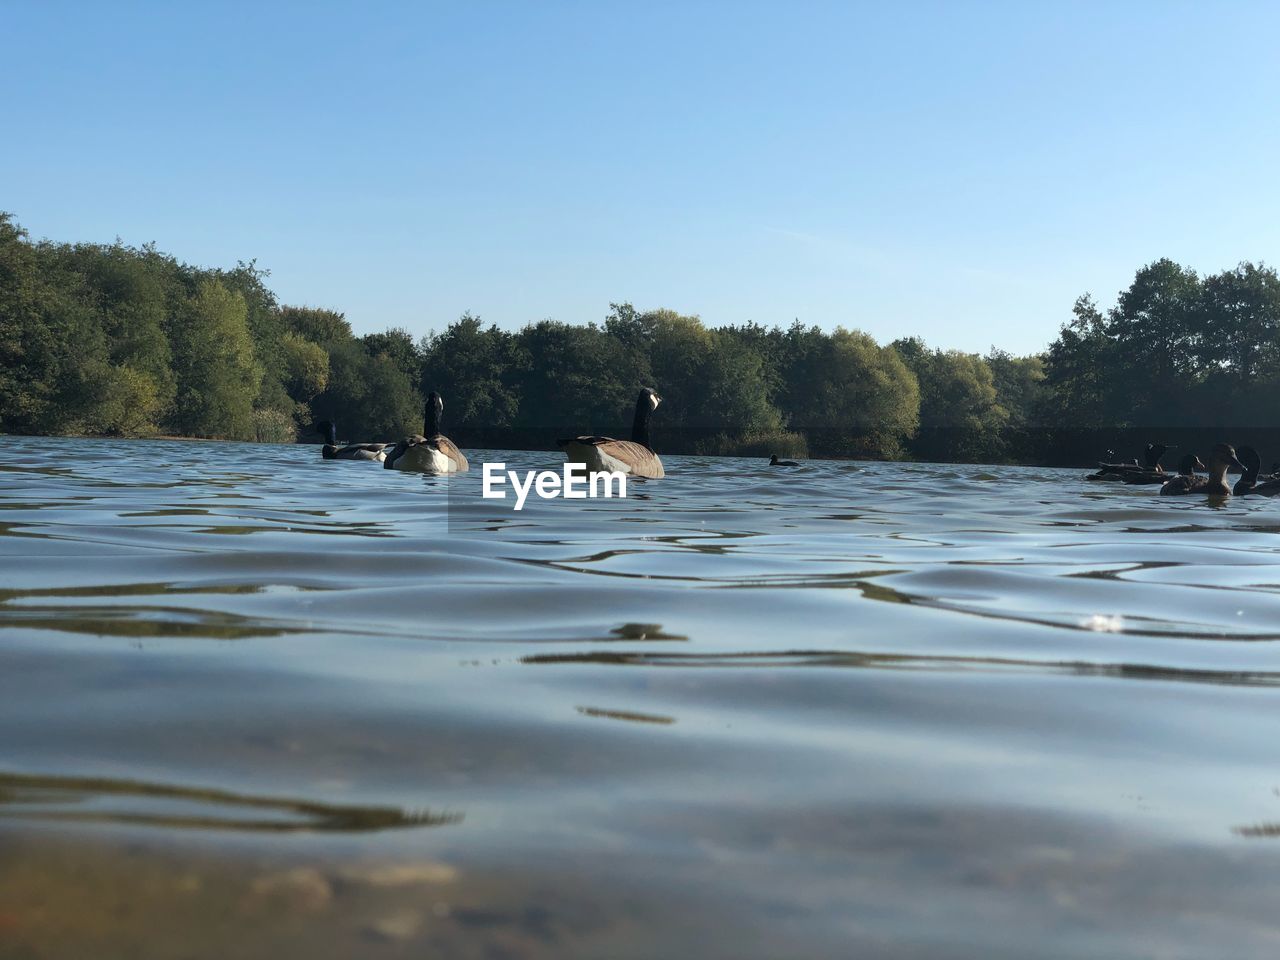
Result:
[1121, 451, 1183, 485]
[383, 393, 469, 473]
[1243, 477, 1280, 497]
[769, 455, 800, 466]
[1237, 447, 1280, 496]
[314, 421, 390, 461]
[558, 388, 665, 479]
[1086, 443, 1167, 481]
[1160, 445, 1240, 497]
[1141, 452, 1204, 491]
[1235, 446, 1263, 495]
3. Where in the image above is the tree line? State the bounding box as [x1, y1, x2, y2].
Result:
[3, 212, 1278, 464]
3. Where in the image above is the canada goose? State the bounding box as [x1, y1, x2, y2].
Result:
[1144, 453, 1205, 491]
[769, 455, 800, 466]
[384, 393, 469, 473]
[1238, 447, 1280, 496]
[558, 388, 665, 479]
[1087, 443, 1167, 481]
[1243, 477, 1280, 497]
[1160, 445, 1240, 497]
[314, 421, 389, 461]
[1117, 443, 1177, 484]
[1235, 446, 1263, 495]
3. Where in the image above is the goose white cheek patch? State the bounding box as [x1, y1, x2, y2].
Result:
[482, 463, 627, 510]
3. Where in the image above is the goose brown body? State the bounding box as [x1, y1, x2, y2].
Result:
[384, 393, 469, 473]
[558, 388, 664, 479]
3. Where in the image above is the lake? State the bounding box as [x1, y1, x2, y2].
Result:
[3, 436, 1280, 959]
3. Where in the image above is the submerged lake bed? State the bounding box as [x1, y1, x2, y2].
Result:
[3, 436, 1280, 958]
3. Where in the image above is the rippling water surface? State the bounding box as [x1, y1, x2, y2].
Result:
[4, 436, 1280, 958]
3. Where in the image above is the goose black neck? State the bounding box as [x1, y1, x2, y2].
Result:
[631, 395, 653, 449]
[1238, 448, 1261, 483]
[325, 422, 337, 446]
[425, 403, 441, 437]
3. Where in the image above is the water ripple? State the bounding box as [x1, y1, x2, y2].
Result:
[5, 436, 1280, 959]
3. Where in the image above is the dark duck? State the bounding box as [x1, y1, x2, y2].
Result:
[314, 421, 390, 461]
[1234, 446, 1263, 495]
[1086, 443, 1167, 482]
[1160, 444, 1242, 497]
[1236, 446, 1280, 496]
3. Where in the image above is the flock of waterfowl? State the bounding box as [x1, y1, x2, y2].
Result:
[321, 390, 1270, 499]
[315, 388, 667, 478]
[1086, 441, 1280, 497]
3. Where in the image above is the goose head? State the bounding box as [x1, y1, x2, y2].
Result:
[1237, 445, 1262, 482]
[313, 420, 337, 446]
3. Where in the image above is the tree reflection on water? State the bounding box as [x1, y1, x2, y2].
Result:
[0, 771, 460, 833]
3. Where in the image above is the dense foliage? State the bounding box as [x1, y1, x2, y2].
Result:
[4, 214, 1277, 464]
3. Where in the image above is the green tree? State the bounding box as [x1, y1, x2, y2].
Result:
[1108, 259, 1201, 422]
[0, 215, 116, 434]
[280, 305, 353, 348]
[167, 279, 262, 438]
[52, 240, 177, 429]
[1042, 295, 1116, 430]
[985, 349, 1046, 428]
[363, 327, 420, 383]
[894, 338, 1008, 462]
[1200, 264, 1280, 377]
[511, 320, 647, 438]
[699, 330, 782, 436]
[280, 333, 330, 402]
[419, 313, 523, 434]
[310, 338, 422, 442]
[781, 325, 919, 457]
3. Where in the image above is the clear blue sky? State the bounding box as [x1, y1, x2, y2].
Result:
[6, 0, 1279, 354]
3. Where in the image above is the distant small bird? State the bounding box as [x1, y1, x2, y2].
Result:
[314, 421, 389, 461]
[769, 454, 800, 466]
